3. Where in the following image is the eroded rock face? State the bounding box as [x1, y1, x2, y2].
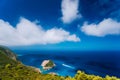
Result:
[49, 72, 58, 75]
[0, 46, 17, 61]
[30, 66, 41, 73]
[41, 60, 55, 70]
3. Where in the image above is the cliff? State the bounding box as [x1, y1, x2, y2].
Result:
[0, 46, 64, 80]
[0, 46, 119, 80]
[0, 46, 17, 60]
[0, 46, 18, 67]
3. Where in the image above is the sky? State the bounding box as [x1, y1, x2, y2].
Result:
[0, 0, 120, 51]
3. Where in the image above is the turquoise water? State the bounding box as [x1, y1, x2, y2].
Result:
[13, 50, 120, 77]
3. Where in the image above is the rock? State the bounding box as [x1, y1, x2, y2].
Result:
[33, 67, 41, 73]
[28, 66, 41, 73]
[0, 46, 17, 61]
[41, 60, 55, 70]
[49, 72, 58, 75]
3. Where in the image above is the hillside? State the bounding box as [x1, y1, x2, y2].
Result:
[0, 46, 120, 80]
[0, 46, 18, 67]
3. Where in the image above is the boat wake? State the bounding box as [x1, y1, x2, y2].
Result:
[62, 64, 75, 69]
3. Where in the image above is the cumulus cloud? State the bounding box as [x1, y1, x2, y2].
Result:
[61, 0, 81, 23]
[0, 18, 80, 46]
[81, 18, 120, 37]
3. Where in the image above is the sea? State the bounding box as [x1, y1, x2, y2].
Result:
[13, 50, 120, 77]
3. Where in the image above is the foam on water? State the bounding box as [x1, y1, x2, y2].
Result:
[13, 50, 120, 77]
[62, 64, 75, 69]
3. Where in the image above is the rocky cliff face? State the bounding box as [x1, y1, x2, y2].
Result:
[0, 46, 119, 80]
[0, 46, 17, 61]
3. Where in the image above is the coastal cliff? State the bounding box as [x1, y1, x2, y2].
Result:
[0, 46, 17, 61]
[0, 46, 120, 80]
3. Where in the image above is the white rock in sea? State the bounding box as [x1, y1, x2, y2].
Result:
[41, 60, 55, 70]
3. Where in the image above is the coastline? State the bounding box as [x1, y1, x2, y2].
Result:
[16, 50, 120, 78]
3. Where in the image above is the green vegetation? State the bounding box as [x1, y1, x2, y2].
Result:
[0, 46, 120, 80]
[0, 47, 18, 67]
[45, 60, 55, 67]
[0, 63, 65, 80]
[0, 46, 17, 61]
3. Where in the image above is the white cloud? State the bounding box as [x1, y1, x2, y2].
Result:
[61, 0, 81, 23]
[81, 18, 120, 37]
[0, 18, 80, 46]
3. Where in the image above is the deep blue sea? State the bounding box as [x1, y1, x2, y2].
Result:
[13, 50, 120, 77]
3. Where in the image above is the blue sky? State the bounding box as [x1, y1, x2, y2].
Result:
[0, 0, 120, 51]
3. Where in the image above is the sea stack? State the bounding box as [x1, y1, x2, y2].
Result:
[41, 60, 55, 70]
